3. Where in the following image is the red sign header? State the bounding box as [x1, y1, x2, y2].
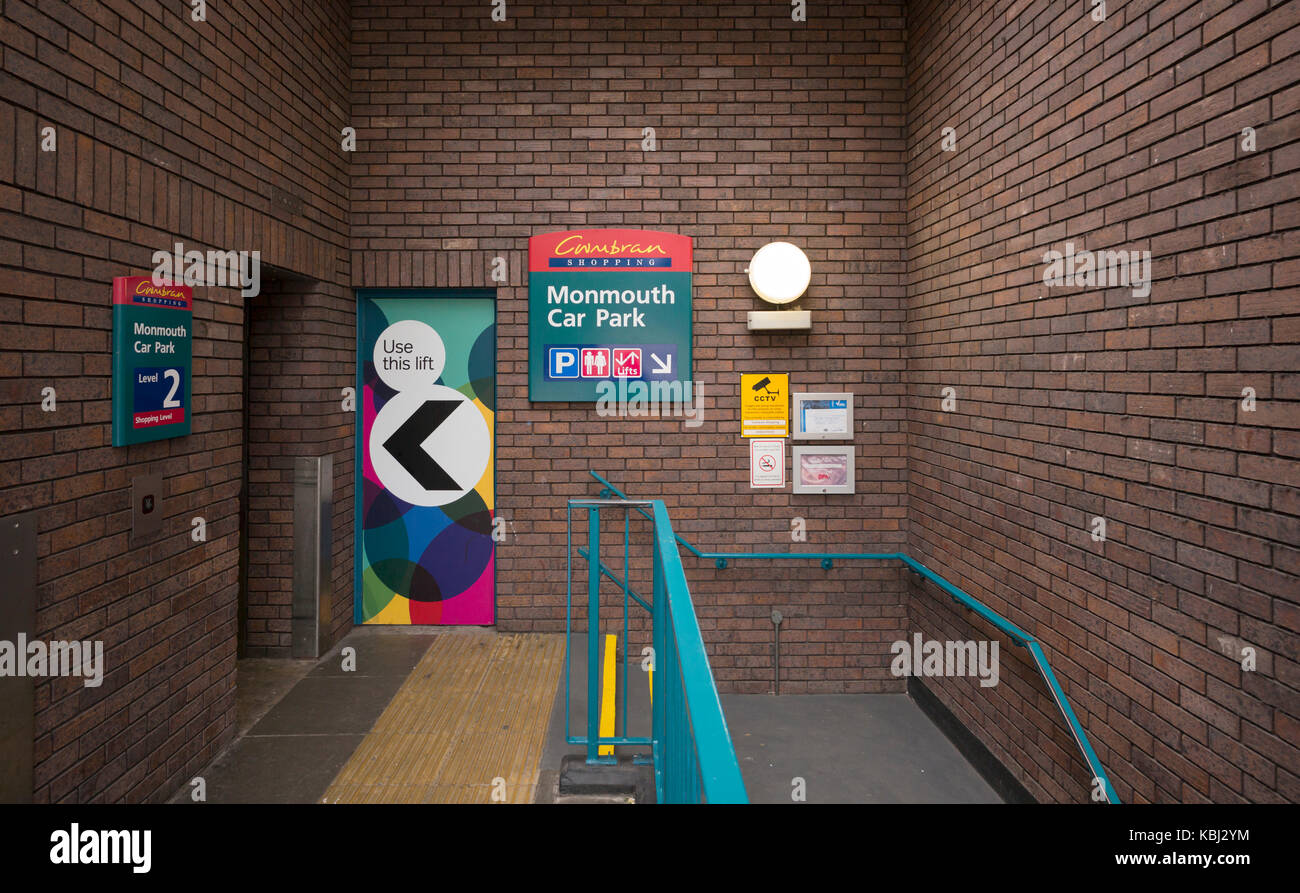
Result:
[112, 276, 193, 311]
[528, 229, 692, 273]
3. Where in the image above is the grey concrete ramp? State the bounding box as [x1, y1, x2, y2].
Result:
[722, 693, 1002, 804]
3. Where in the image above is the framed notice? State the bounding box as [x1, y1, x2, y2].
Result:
[792, 445, 855, 494]
[750, 439, 785, 488]
[793, 392, 853, 440]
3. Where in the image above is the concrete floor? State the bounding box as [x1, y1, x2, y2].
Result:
[536, 627, 653, 802]
[538, 628, 1000, 803]
[177, 626, 998, 805]
[722, 693, 1001, 804]
[321, 630, 563, 803]
[171, 628, 438, 804]
[231, 658, 314, 739]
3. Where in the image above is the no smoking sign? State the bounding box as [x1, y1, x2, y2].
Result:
[750, 438, 785, 489]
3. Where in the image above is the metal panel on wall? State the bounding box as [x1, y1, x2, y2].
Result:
[293, 455, 333, 657]
[0, 512, 36, 802]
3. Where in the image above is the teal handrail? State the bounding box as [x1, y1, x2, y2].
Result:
[566, 496, 748, 803]
[650, 499, 748, 803]
[588, 470, 1120, 804]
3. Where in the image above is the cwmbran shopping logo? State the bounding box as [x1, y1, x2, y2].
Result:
[547, 233, 674, 267]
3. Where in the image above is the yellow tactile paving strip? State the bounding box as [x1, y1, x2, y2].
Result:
[321, 632, 565, 804]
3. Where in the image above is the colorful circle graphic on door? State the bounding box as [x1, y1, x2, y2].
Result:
[357, 295, 495, 625]
[369, 386, 490, 507]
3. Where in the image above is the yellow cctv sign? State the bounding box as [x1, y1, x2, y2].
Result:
[741, 373, 788, 437]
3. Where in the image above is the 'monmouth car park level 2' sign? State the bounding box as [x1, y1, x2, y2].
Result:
[528, 229, 692, 401]
[111, 276, 193, 446]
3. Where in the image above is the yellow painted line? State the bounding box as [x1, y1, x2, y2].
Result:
[598, 634, 617, 756]
[320, 631, 565, 804]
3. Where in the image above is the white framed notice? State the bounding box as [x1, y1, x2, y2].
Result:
[750, 438, 785, 488]
[793, 392, 853, 440]
[792, 445, 855, 494]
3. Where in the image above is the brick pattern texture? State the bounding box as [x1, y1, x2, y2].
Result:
[244, 277, 356, 656]
[906, 0, 1300, 803]
[1, 0, 351, 801]
[350, 0, 914, 694]
[1, 0, 1296, 805]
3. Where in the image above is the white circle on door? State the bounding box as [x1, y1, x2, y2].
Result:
[374, 320, 446, 394]
[369, 386, 490, 507]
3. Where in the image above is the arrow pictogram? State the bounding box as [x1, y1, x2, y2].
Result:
[382, 399, 463, 491]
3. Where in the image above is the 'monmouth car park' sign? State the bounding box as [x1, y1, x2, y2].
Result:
[528, 229, 692, 402]
[111, 276, 193, 446]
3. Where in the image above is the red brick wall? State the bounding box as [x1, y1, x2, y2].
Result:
[350, 0, 912, 692]
[6, 0, 1297, 806]
[245, 278, 356, 656]
[1, 0, 351, 801]
[905, 0, 1299, 802]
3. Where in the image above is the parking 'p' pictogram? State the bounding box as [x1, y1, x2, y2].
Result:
[548, 347, 580, 379]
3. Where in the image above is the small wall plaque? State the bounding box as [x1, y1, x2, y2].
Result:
[792, 445, 855, 495]
[792, 392, 853, 440]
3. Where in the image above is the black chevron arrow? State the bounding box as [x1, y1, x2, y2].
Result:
[383, 399, 463, 491]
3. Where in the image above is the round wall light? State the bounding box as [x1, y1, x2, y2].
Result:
[747, 241, 811, 305]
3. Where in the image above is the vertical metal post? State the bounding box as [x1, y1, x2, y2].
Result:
[651, 518, 666, 800]
[621, 506, 629, 739]
[292, 455, 332, 658]
[586, 507, 610, 764]
[0, 512, 36, 803]
[564, 502, 572, 743]
[772, 609, 783, 696]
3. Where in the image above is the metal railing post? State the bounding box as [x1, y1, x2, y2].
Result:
[586, 506, 614, 765]
[651, 525, 667, 801]
[587, 471, 1118, 804]
[566, 494, 747, 802]
[565, 502, 571, 745]
[622, 507, 629, 741]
